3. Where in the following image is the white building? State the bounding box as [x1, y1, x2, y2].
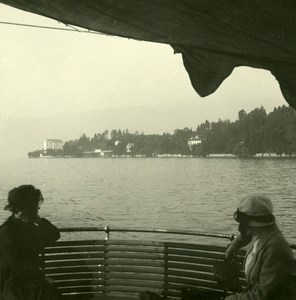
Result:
[43, 139, 63, 151]
[126, 142, 135, 153]
[188, 136, 202, 150]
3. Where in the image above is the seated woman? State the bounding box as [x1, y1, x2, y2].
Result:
[0, 184, 60, 300]
[225, 194, 296, 300]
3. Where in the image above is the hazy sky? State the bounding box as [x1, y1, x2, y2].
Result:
[0, 4, 288, 157]
[1, 4, 287, 118]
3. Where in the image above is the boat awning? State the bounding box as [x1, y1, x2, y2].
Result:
[1, 0, 296, 108]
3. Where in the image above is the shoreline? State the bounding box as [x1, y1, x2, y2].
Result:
[27, 153, 296, 159]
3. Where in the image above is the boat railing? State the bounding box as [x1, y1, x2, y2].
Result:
[44, 227, 296, 300]
[58, 226, 236, 241]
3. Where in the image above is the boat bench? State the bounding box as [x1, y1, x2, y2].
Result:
[44, 238, 246, 300]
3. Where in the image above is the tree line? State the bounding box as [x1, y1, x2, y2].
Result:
[28, 105, 296, 158]
[195, 105, 296, 157]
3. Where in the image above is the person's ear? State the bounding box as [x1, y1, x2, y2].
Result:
[14, 211, 23, 218]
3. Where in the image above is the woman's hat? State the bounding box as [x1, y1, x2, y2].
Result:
[4, 185, 43, 212]
[234, 194, 275, 227]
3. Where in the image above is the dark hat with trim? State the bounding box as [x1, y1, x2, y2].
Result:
[4, 184, 43, 212]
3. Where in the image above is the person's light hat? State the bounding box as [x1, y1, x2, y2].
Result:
[236, 194, 275, 227]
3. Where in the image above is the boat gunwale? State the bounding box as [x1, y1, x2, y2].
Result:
[57, 227, 296, 250]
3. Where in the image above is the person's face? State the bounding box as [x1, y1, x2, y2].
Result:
[15, 205, 40, 222]
[25, 205, 40, 218]
[238, 223, 258, 237]
[238, 223, 246, 235]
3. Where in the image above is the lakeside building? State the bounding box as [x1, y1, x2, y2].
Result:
[44, 139, 63, 151]
[126, 142, 135, 153]
[187, 136, 202, 150]
[82, 149, 113, 158]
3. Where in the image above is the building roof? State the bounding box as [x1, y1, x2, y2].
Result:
[45, 139, 63, 142]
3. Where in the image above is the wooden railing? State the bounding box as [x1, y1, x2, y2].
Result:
[43, 227, 296, 300]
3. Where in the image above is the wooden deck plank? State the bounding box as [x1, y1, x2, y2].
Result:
[167, 248, 225, 259]
[165, 242, 227, 252]
[46, 253, 105, 261]
[49, 240, 106, 247]
[46, 246, 105, 254]
[46, 266, 104, 275]
[168, 254, 219, 265]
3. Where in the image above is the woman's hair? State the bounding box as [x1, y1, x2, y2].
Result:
[5, 184, 44, 213]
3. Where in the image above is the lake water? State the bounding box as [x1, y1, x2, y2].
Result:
[0, 157, 295, 244]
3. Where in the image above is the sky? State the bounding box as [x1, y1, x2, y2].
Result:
[0, 3, 288, 157]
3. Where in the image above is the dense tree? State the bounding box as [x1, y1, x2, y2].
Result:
[245, 107, 267, 155]
[27, 150, 43, 158]
[264, 106, 296, 156]
[63, 141, 82, 157]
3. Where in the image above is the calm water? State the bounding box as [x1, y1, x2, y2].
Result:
[0, 157, 295, 243]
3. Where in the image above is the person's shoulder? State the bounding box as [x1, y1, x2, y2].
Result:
[271, 229, 290, 246]
[0, 216, 13, 229]
[0, 217, 15, 239]
[0, 222, 6, 235]
[38, 217, 60, 243]
[38, 218, 59, 231]
[265, 229, 293, 256]
[39, 218, 56, 225]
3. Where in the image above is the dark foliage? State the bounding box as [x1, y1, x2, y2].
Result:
[28, 105, 296, 158]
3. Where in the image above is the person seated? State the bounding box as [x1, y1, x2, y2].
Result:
[0, 184, 61, 300]
[225, 194, 296, 300]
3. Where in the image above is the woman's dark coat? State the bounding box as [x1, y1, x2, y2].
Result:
[0, 216, 60, 300]
[226, 225, 296, 300]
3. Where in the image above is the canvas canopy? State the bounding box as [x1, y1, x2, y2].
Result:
[1, 0, 296, 108]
